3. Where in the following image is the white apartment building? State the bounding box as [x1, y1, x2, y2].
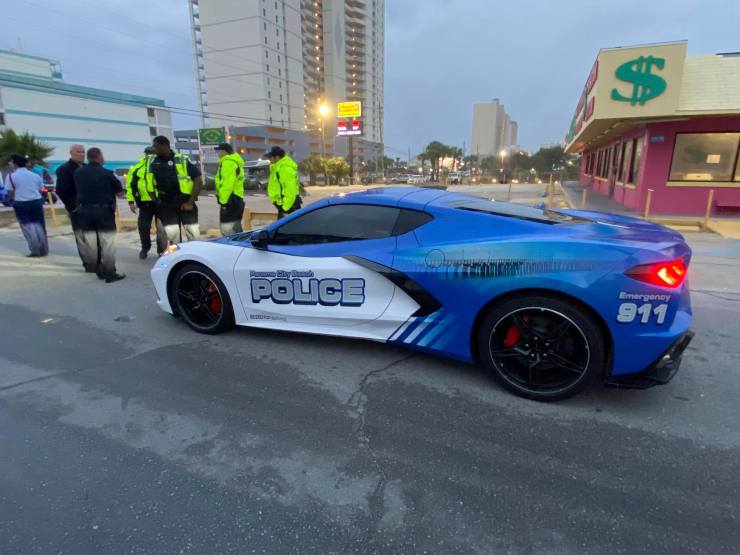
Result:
[471, 98, 518, 158]
[0, 49, 171, 171]
[190, 0, 384, 156]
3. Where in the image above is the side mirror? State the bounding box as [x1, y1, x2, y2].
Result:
[250, 229, 270, 250]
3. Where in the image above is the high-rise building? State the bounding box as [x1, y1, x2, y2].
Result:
[189, 0, 384, 160]
[471, 98, 518, 158]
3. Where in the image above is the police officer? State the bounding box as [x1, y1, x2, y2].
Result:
[214, 143, 245, 235]
[127, 146, 167, 258]
[74, 147, 125, 283]
[149, 135, 202, 244]
[265, 146, 301, 218]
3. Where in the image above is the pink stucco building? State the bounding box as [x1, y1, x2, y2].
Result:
[566, 41, 740, 216]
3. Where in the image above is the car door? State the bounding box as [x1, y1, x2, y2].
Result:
[233, 204, 401, 329]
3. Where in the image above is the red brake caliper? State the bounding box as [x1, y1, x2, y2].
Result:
[207, 283, 222, 315]
[502, 315, 527, 347]
[503, 324, 521, 347]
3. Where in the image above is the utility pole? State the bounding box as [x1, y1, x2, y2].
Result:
[348, 135, 354, 185]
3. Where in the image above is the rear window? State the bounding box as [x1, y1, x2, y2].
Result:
[447, 199, 587, 225]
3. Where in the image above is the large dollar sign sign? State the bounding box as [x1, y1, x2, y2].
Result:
[610, 56, 667, 106]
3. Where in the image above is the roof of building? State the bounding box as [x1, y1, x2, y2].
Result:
[677, 54, 740, 114]
[0, 48, 59, 64]
[0, 66, 165, 108]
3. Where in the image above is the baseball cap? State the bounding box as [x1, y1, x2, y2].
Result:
[214, 143, 233, 153]
[264, 146, 286, 158]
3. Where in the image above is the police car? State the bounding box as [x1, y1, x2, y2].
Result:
[151, 187, 693, 401]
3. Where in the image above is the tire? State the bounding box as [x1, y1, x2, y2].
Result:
[170, 263, 235, 334]
[476, 294, 605, 402]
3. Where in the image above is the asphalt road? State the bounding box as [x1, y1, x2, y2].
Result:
[0, 223, 739, 554]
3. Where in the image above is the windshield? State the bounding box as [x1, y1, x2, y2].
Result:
[446, 198, 589, 225]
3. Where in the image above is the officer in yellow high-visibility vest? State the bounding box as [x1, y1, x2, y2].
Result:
[213, 143, 245, 236]
[149, 135, 203, 244]
[127, 146, 167, 258]
[265, 146, 302, 218]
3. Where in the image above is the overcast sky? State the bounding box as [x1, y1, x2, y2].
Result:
[3, 0, 739, 157]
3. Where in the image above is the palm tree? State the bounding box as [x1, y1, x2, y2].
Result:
[298, 156, 326, 185]
[449, 147, 463, 171]
[0, 129, 54, 166]
[420, 141, 449, 181]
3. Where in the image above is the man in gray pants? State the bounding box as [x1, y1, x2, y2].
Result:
[74, 148, 125, 283]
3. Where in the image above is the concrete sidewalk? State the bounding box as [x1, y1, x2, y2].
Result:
[560, 181, 640, 215]
[560, 181, 740, 239]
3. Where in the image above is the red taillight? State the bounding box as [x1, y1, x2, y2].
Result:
[626, 259, 687, 288]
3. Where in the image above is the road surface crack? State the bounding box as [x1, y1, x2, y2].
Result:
[346, 353, 417, 543]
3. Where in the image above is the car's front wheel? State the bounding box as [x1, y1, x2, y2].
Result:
[171, 263, 234, 334]
[477, 295, 605, 401]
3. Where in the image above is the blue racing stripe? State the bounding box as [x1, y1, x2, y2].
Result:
[395, 316, 429, 343]
[418, 317, 456, 349]
[408, 313, 445, 346]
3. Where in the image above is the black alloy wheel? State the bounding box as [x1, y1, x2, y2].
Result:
[172, 263, 234, 334]
[477, 295, 605, 401]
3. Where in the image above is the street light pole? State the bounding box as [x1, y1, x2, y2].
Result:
[320, 119, 326, 161]
[318, 102, 330, 185]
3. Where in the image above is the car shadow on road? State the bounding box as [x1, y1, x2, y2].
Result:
[189, 317, 668, 410]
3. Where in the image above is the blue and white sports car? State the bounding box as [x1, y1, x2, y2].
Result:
[151, 187, 693, 401]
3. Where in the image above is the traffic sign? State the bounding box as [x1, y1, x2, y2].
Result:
[337, 101, 362, 118]
[198, 127, 226, 146]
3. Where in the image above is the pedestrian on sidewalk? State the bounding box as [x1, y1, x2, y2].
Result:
[150, 136, 202, 245]
[265, 146, 301, 219]
[127, 146, 167, 258]
[4, 154, 49, 257]
[74, 148, 125, 283]
[214, 143, 245, 236]
[55, 144, 92, 271]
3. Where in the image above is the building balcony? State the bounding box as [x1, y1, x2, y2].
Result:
[346, 0, 366, 9]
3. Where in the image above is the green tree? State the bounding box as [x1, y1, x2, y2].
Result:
[0, 129, 54, 166]
[298, 156, 326, 185]
[448, 147, 463, 171]
[364, 155, 394, 173]
[419, 141, 450, 181]
[531, 145, 566, 174]
[509, 151, 531, 173]
[480, 155, 501, 176]
[325, 156, 351, 184]
[462, 155, 477, 170]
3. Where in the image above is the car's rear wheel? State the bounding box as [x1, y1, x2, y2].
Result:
[171, 263, 234, 334]
[477, 295, 605, 401]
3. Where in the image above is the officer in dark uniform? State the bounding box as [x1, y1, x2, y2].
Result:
[149, 135, 202, 244]
[55, 144, 90, 271]
[74, 147, 125, 283]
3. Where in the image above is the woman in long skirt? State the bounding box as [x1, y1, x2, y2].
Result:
[5, 154, 49, 257]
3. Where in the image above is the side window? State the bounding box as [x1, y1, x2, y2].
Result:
[272, 205, 401, 245]
[393, 209, 434, 235]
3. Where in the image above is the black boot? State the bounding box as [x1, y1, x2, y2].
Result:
[105, 273, 126, 283]
[139, 249, 148, 260]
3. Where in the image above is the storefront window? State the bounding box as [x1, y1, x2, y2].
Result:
[669, 133, 740, 181]
[628, 137, 643, 184]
